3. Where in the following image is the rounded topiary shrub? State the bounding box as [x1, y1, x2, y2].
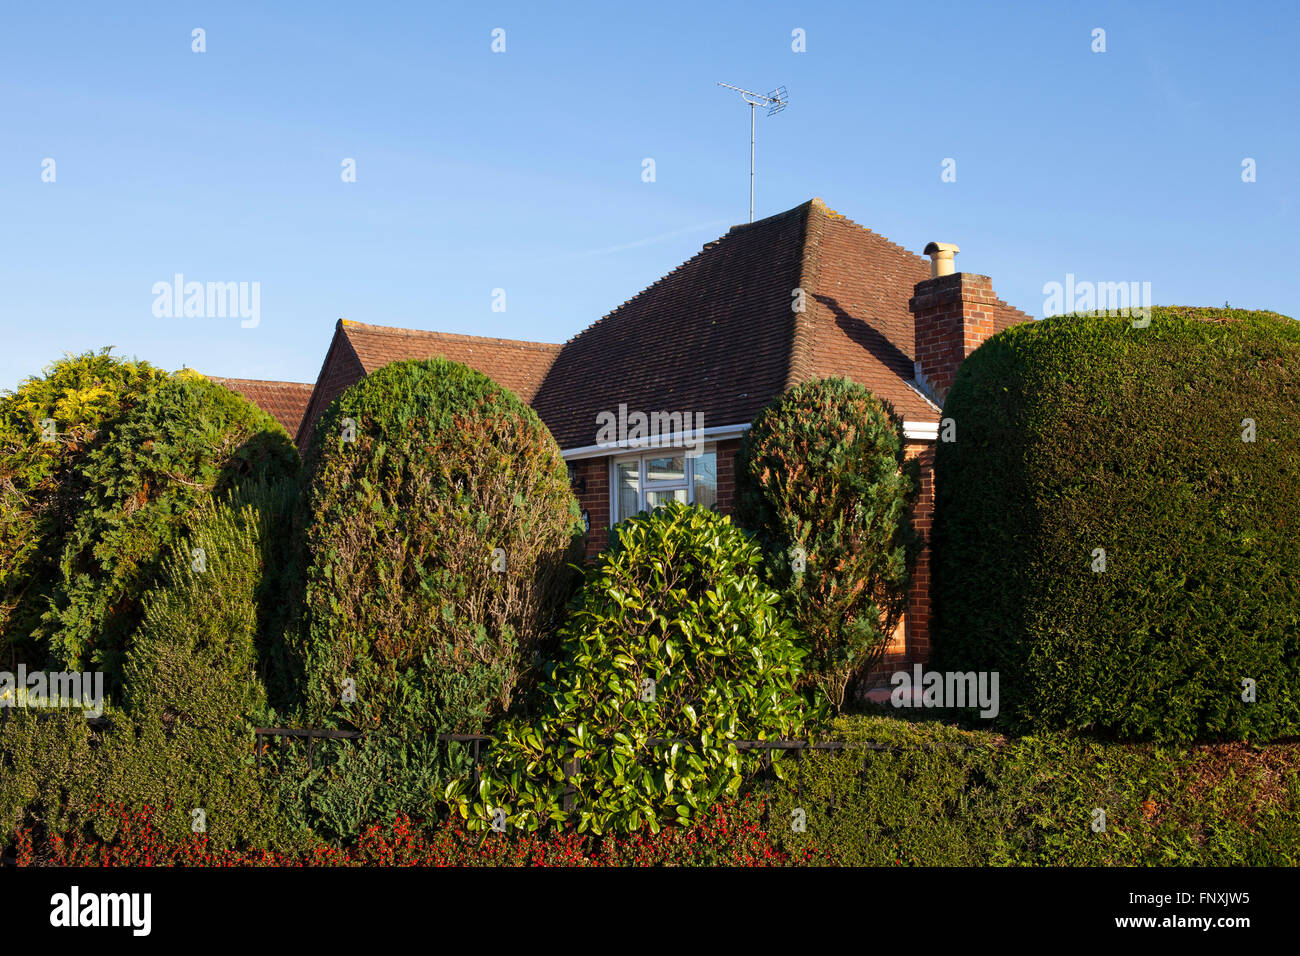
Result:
[932, 307, 1300, 741]
[38, 371, 298, 690]
[294, 358, 582, 837]
[0, 349, 167, 668]
[454, 502, 816, 835]
[735, 377, 918, 712]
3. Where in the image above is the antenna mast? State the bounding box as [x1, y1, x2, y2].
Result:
[717, 82, 787, 222]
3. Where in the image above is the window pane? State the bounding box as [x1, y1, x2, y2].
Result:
[692, 451, 718, 511]
[616, 460, 640, 522]
[645, 455, 685, 482]
[645, 488, 688, 510]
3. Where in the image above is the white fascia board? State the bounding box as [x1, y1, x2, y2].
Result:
[560, 423, 752, 461]
[903, 420, 939, 442]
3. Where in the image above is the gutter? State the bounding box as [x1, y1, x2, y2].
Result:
[560, 418, 939, 460]
[560, 423, 752, 461]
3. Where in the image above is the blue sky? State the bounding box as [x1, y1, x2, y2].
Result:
[2, 0, 1297, 391]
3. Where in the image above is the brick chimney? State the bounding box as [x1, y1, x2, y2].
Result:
[910, 242, 1000, 405]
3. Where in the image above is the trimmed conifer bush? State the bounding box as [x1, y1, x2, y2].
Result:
[931, 307, 1300, 741]
[735, 377, 918, 711]
[37, 371, 298, 691]
[0, 349, 167, 668]
[295, 358, 582, 837]
[101, 478, 302, 849]
[454, 503, 816, 835]
[125, 478, 296, 722]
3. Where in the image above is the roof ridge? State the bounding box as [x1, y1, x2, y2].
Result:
[555, 202, 813, 347]
[338, 318, 561, 352]
[208, 376, 314, 389]
[722, 198, 817, 235]
[785, 200, 826, 389]
[988, 294, 1034, 324]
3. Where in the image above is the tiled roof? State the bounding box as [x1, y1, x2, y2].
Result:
[294, 320, 561, 447]
[533, 199, 950, 447]
[532, 202, 810, 447]
[290, 198, 1030, 451]
[207, 376, 315, 436]
[339, 321, 561, 402]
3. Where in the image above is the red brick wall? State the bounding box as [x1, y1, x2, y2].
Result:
[714, 438, 740, 515]
[901, 441, 935, 664]
[572, 457, 611, 559]
[296, 330, 366, 449]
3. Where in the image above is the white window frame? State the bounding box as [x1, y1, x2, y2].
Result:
[609, 444, 717, 525]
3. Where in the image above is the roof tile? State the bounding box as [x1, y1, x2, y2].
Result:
[207, 376, 315, 436]
[339, 321, 560, 403]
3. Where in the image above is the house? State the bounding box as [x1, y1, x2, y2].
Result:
[231, 198, 1031, 673]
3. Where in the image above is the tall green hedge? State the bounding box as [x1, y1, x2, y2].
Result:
[0, 349, 167, 668]
[294, 358, 582, 838]
[931, 307, 1300, 741]
[38, 371, 298, 692]
[126, 477, 301, 722]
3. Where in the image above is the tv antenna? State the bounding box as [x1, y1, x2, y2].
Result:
[717, 82, 787, 223]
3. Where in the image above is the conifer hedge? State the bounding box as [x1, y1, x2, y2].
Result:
[931, 307, 1300, 741]
[294, 358, 582, 837]
[104, 478, 302, 848]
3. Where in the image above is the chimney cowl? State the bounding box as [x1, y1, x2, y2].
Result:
[923, 241, 960, 278]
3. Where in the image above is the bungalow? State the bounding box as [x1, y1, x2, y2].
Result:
[224, 198, 1031, 673]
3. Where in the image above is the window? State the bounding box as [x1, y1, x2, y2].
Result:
[611, 445, 717, 524]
